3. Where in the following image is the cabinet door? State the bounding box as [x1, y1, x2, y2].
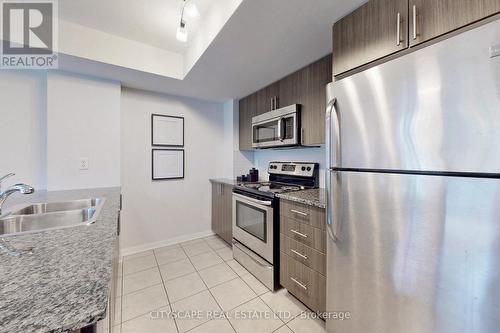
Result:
[302, 54, 332, 145]
[256, 82, 280, 115]
[279, 67, 308, 112]
[221, 184, 233, 244]
[409, 0, 500, 46]
[332, 0, 409, 76]
[239, 94, 257, 151]
[211, 183, 221, 236]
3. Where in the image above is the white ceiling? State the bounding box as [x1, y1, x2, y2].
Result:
[59, 0, 212, 53]
[59, 0, 367, 101]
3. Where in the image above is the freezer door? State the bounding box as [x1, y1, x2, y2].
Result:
[328, 19, 500, 173]
[326, 171, 500, 333]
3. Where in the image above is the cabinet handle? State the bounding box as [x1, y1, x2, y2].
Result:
[412, 5, 417, 40]
[290, 229, 308, 239]
[396, 12, 401, 46]
[271, 97, 274, 110]
[291, 209, 308, 217]
[291, 277, 308, 290]
[291, 249, 308, 260]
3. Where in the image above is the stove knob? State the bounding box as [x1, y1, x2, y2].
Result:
[301, 166, 306, 171]
[307, 167, 311, 171]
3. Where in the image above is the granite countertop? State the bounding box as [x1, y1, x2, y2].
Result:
[277, 188, 326, 209]
[209, 178, 240, 186]
[0, 187, 121, 333]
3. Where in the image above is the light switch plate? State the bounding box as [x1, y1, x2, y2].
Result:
[490, 44, 500, 58]
[79, 157, 89, 170]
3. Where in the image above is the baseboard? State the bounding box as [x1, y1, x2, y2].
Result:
[120, 230, 215, 259]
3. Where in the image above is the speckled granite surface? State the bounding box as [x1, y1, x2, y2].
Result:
[209, 178, 239, 186]
[277, 188, 326, 208]
[0, 187, 120, 333]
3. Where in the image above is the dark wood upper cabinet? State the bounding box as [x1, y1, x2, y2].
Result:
[239, 55, 332, 150]
[333, 0, 409, 76]
[256, 82, 280, 115]
[303, 55, 332, 145]
[333, 0, 500, 78]
[409, 0, 500, 46]
[239, 94, 257, 151]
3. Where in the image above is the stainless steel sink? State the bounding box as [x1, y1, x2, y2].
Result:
[11, 198, 102, 215]
[0, 198, 105, 237]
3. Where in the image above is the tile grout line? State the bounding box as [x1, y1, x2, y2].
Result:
[117, 259, 123, 331]
[181, 238, 240, 333]
[121, 282, 163, 298]
[123, 236, 301, 332]
[117, 238, 223, 330]
[153, 249, 181, 333]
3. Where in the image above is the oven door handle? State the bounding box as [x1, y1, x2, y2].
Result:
[233, 193, 273, 206]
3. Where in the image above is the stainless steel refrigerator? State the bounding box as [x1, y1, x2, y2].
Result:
[325, 19, 500, 333]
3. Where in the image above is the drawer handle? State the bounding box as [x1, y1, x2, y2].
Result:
[291, 209, 308, 217]
[290, 229, 308, 239]
[290, 277, 308, 290]
[291, 249, 308, 260]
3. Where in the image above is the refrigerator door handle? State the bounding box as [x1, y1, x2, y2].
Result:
[326, 97, 341, 242]
[326, 98, 340, 169]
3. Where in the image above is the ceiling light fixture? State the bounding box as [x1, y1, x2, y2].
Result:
[176, 0, 199, 42]
[184, 1, 200, 18]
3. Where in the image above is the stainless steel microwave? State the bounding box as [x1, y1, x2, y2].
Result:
[252, 105, 300, 149]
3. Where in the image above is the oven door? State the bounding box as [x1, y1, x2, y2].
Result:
[252, 113, 298, 148]
[232, 193, 274, 263]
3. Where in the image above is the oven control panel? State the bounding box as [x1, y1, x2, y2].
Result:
[268, 162, 318, 177]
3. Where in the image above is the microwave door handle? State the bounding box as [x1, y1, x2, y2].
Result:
[277, 117, 283, 141]
[279, 117, 286, 141]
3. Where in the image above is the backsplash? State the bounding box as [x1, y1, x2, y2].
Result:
[253, 147, 326, 187]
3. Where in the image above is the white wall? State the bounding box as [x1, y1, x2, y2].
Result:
[223, 99, 254, 179]
[120, 89, 227, 254]
[46, 73, 121, 191]
[0, 71, 47, 190]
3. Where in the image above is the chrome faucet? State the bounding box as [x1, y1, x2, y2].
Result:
[0, 173, 15, 192]
[0, 184, 35, 215]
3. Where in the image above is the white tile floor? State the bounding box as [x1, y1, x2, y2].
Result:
[115, 235, 326, 333]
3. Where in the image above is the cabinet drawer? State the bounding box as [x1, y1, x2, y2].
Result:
[280, 200, 325, 230]
[281, 216, 326, 253]
[280, 233, 326, 275]
[280, 252, 326, 313]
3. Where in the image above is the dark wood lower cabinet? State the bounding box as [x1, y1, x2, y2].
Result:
[279, 199, 326, 314]
[211, 182, 233, 244]
[280, 251, 326, 313]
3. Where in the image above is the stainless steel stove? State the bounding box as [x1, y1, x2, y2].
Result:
[239, 182, 304, 194]
[232, 162, 319, 291]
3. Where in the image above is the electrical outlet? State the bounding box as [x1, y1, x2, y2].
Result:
[490, 44, 500, 58]
[79, 158, 89, 170]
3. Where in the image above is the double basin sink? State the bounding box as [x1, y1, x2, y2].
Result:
[0, 198, 105, 236]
